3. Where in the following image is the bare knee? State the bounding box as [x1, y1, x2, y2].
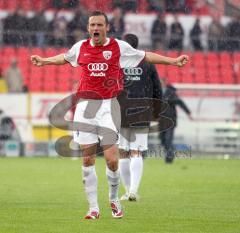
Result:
[83, 156, 95, 166]
[119, 149, 130, 159]
[130, 150, 142, 158]
[103, 145, 119, 171]
[81, 143, 97, 167]
[106, 157, 118, 171]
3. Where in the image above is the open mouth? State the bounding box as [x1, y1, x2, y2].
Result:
[93, 32, 100, 37]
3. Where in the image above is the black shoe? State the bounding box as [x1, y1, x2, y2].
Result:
[165, 156, 174, 164]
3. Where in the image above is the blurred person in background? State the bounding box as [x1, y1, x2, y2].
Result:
[29, 10, 48, 47]
[226, 14, 240, 51]
[3, 8, 28, 46]
[109, 6, 125, 39]
[67, 6, 89, 45]
[190, 17, 203, 51]
[208, 16, 225, 51]
[151, 11, 167, 50]
[159, 78, 192, 163]
[112, 0, 137, 13]
[168, 15, 184, 50]
[52, 15, 68, 47]
[123, 0, 138, 13]
[0, 109, 21, 143]
[51, 0, 79, 9]
[4, 58, 24, 93]
[147, 0, 165, 12]
[166, 0, 190, 13]
[118, 34, 162, 201]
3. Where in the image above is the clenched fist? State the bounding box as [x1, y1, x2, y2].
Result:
[176, 55, 189, 67]
[30, 55, 45, 66]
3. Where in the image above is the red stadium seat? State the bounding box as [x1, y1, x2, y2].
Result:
[29, 82, 42, 92]
[58, 48, 68, 54]
[233, 52, 240, 63]
[194, 65, 206, 77]
[219, 52, 231, 62]
[206, 52, 219, 68]
[181, 71, 194, 83]
[155, 50, 166, 56]
[43, 66, 57, 80]
[34, 0, 49, 11]
[206, 52, 218, 60]
[195, 70, 207, 83]
[3, 47, 17, 60]
[17, 48, 31, 74]
[6, 1, 18, 10]
[180, 61, 194, 82]
[193, 52, 205, 69]
[235, 72, 240, 83]
[193, 52, 205, 61]
[30, 47, 45, 57]
[44, 47, 58, 57]
[17, 47, 30, 57]
[30, 62, 42, 77]
[156, 64, 166, 77]
[20, 0, 32, 10]
[58, 80, 71, 92]
[166, 66, 181, 83]
[207, 70, 220, 83]
[221, 70, 234, 84]
[59, 72, 72, 80]
[166, 51, 179, 58]
[0, 1, 6, 9]
[43, 81, 56, 92]
[29, 71, 43, 92]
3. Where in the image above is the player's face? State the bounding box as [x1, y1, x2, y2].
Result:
[88, 15, 109, 46]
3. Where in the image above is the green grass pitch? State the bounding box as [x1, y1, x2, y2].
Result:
[0, 157, 239, 233]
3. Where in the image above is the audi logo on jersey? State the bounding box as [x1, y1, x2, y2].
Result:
[123, 67, 143, 76]
[88, 63, 108, 71]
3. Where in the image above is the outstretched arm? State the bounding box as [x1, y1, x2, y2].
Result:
[145, 52, 189, 67]
[30, 54, 67, 66]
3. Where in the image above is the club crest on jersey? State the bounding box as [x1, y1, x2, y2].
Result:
[103, 51, 112, 60]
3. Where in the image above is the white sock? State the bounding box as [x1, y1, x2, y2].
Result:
[82, 165, 99, 212]
[106, 166, 120, 201]
[119, 158, 130, 194]
[129, 156, 143, 195]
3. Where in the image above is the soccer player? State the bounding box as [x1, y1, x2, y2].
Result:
[118, 34, 162, 201]
[30, 11, 189, 220]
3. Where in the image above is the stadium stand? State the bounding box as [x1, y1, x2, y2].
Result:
[0, 0, 239, 91]
[0, 47, 239, 92]
[0, 0, 196, 13]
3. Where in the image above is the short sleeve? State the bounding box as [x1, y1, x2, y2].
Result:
[64, 40, 85, 67]
[116, 39, 145, 68]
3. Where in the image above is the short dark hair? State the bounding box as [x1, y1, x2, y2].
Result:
[89, 11, 109, 25]
[123, 34, 139, 49]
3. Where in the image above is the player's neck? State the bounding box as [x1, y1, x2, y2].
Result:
[90, 38, 110, 47]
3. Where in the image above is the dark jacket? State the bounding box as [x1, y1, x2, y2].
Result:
[160, 85, 190, 127]
[0, 112, 21, 141]
[118, 61, 162, 128]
